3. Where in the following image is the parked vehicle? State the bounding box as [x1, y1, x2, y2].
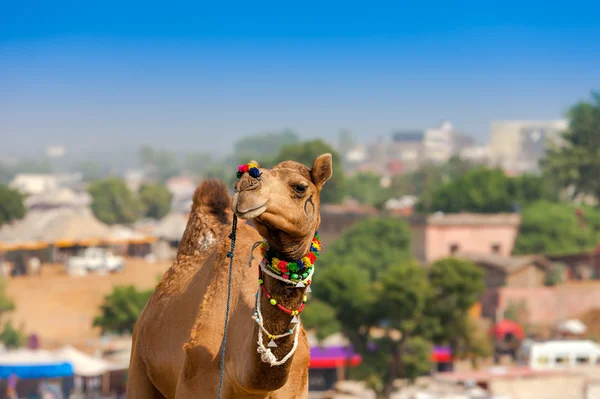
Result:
[66, 247, 125, 275]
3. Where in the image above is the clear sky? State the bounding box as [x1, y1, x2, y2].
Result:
[1, 0, 599, 157]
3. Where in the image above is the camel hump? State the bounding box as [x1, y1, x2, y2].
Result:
[192, 179, 232, 225]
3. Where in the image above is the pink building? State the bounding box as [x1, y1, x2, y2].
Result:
[410, 213, 521, 264]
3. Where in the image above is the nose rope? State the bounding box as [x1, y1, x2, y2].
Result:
[217, 214, 238, 399]
[248, 241, 263, 267]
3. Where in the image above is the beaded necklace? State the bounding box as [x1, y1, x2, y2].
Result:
[236, 162, 320, 366]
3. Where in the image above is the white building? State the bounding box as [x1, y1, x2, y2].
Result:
[9, 173, 82, 196]
[488, 120, 568, 175]
[423, 121, 456, 163]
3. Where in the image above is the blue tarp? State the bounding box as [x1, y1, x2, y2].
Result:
[0, 362, 74, 379]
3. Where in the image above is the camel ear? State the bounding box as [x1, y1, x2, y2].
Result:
[311, 154, 333, 189]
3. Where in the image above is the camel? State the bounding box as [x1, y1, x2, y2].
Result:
[127, 154, 333, 399]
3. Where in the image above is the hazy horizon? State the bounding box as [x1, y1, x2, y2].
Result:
[2, 1, 599, 158]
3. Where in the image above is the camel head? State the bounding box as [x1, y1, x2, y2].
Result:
[232, 154, 332, 259]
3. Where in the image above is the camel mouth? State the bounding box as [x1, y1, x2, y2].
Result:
[234, 202, 268, 220]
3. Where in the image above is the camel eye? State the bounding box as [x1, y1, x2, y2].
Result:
[294, 185, 308, 194]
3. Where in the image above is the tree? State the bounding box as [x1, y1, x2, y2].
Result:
[73, 160, 109, 182]
[417, 168, 512, 213]
[88, 178, 142, 225]
[0, 322, 25, 349]
[93, 285, 153, 335]
[345, 172, 391, 208]
[138, 145, 181, 183]
[424, 258, 485, 364]
[513, 201, 600, 255]
[0, 278, 25, 349]
[417, 167, 557, 214]
[300, 299, 341, 342]
[138, 183, 172, 220]
[541, 92, 600, 203]
[0, 184, 26, 226]
[314, 218, 429, 397]
[234, 129, 299, 164]
[272, 139, 345, 203]
[183, 152, 215, 176]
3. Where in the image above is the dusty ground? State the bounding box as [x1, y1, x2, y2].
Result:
[4, 259, 172, 348]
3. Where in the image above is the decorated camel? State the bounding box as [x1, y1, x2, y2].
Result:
[126, 154, 333, 398]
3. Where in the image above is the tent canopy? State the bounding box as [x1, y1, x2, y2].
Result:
[0, 348, 73, 379]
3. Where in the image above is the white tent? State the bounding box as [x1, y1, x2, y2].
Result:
[55, 345, 112, 377]
[557, 319, 587, 335]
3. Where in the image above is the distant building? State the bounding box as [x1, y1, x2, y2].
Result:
[409, 212, 521, 264]
[165, 176, 197, 213]
[456, 253, 552, 289]
[488, 120, 567, 174]
[9, 173, 82, 196]
[123, 169, 146, 192]
[422, 122, 460, 164]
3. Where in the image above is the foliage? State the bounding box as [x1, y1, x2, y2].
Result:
[345, 172, 391, 208]
[234, 129, 299, 164]
[513, 201, 600, 255]
[138, 145, 181, 183]
[93, 285, 153, 335]
[0, 278, 24, 349]
[0, 278, 15, 317]
[545, 263, 565, 286]
[271, 139, 345, 204]
[138, 183, 172, 220]
[73, 160, 109, 182]
[390, 156, 480, 202]
[423, 258, 485, 366]
[313, 218, 432, 397]
[183, 152, 215, 176]
[417, 167, 557, 213]
[541, 92, 600, 203]
[504, 300, 528, 324]
[460, 319, 493, 369]
[300, 299, 341, 342]
[0, 321, 26, 349]
[88, 178, 142, 225]
[0, 184, 26, 226]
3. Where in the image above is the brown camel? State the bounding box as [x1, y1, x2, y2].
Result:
[127, 154, 333, 399]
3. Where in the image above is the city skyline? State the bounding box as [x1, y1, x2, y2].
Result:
[1, 1, 599, 156]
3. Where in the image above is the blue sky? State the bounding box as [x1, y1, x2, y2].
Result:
[1, 1, 599, 156]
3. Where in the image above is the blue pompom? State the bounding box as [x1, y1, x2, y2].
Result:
[249, 168, 260, 178]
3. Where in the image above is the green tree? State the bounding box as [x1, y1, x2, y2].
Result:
[93, 285, 153, 334]
[424, 258, 485, 362]
[314, 218, 432, 397]
[138, 145, 181, 183]
[345, 172, 392, 208]
[73, 160, 109, 182]
[417, 166, 557, 214]
[234, 129, 299, 164]
[0, 278, 25, 349]
[300, 299, 341, 341]
[0, 184, 26, 226]
[88, 178, 142, 225]
[417, 167, 512, 213]
[513, 201, 600, 255]
[272, 139, 345, 203]
[138, 183, 172, 220]
[541, 92, 600, 202]
[183, 152, 215, 176]
[0, 321, 25, 349]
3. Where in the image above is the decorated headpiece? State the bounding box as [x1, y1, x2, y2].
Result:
[237, 162, 260, 179]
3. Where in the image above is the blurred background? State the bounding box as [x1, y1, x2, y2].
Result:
[1, 1, 600, 398]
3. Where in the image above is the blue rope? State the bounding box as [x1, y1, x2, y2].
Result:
[218, 214, 238, 399]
